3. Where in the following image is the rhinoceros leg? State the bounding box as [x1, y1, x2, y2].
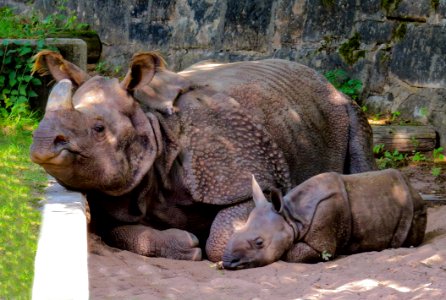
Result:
[283, 242, 321, 263]
[206, 201, 255, 262]
[108, 225, 202, 261]
[345, 102, 377, 173]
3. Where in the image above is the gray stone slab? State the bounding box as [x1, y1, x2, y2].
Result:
[32, 178, 89, 300]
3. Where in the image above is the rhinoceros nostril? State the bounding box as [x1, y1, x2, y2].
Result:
[54, 135, 69, 146]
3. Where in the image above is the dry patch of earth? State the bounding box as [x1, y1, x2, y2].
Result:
[88, 163, 446, 299]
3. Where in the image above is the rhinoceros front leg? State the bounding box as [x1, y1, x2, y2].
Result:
[108, 225, 202, 261]
[283, 242, 322, 263]
[206, 201, 255, 262]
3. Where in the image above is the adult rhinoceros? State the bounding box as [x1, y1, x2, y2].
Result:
[30, 50, 376, 262]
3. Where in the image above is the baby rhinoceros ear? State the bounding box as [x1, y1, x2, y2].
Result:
[251, 175, 269, 208]
[270, 188, 284, 213]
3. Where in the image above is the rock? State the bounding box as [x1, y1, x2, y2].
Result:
[390, 24, 446, 88]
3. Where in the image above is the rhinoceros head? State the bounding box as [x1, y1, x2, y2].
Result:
[30, 51, 166, 196]
[222, 176, 294, 269]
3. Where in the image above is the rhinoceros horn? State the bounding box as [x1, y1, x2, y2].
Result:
[45, 79, 73, 112]
[252, 175, 269, 208]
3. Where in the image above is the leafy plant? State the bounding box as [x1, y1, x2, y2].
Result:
[324, 69, 363, 100]
[376, 149, 407, 169]
[433, 147, 445, 161]
[430, 147, 444, 177]
[431, 167, 441, 177]
[321, 250, 332, 261]
[412, 152, 426, 162]
[0, 40, 49, 117]
[373, 143, 385, 155]
[390, 110, 401, 122]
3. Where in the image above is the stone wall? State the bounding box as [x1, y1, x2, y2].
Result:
[3, 0, 446, 147]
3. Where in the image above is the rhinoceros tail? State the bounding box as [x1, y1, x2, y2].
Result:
[344, 101, 377, 173]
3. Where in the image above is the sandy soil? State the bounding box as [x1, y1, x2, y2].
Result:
[88, 165, 446, 300]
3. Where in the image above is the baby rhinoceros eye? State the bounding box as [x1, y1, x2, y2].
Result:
[93, 124, 105, 133]
[254, 237, 264, 249]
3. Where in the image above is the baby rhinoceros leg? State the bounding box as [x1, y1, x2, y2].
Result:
[108, 225, 202, 261]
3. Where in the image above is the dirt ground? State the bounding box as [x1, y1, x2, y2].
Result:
[88, 164, 446, 300]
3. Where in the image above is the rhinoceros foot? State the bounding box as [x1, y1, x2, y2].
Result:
[108, 225, 202, 261]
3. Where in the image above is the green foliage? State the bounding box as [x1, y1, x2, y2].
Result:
[373, 143, 408, 169]
[321, 250, 332, 261]
[412, 152, 426, 162]
[0, 40, 48, 118]
[361, 105, 368, 113]
[376, 149, 407, 169]
[431, 147, 445, 177]
[339, 32, 366, 65]
[433, 147, 445, 161]
[390, 110, 401, 122]
[0, 123, 47, 298]
[0, 4, 88, 39]
[431, 167, 441, 177]
[373, 143, 385, 155]
[324, 69, 363, 100]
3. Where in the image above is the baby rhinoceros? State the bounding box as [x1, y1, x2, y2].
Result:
[223, 169, 427, 269]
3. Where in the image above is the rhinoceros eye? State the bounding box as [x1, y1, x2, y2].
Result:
[93, 124, 105, 133]
[254, 237, 264, 249]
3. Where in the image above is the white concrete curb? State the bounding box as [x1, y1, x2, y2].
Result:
[32, 178, 89, 300]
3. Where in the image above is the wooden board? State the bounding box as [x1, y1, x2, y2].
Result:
[372, 125, 436, 152]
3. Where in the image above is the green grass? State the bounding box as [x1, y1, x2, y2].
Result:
[0, 118, 48, 299]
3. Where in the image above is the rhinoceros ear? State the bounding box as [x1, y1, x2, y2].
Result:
[121, 52, 166, 91]
[32, 50, 90, 86]
[252, 175, 269, 207]
[270, 188, 284, 213]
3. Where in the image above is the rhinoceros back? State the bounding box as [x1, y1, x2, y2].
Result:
[342, 169, 426, 253]
[180, 59, 351, 186]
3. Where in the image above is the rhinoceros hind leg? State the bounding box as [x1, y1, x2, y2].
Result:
[283, 242, 322, 263]
[108, 225, 202, 261]
[206, 201, 255, 262]
[345, 102, 377, 173]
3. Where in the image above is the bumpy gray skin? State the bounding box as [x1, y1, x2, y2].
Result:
[30, 51, 376, 262]
[223, 169, 427, 269]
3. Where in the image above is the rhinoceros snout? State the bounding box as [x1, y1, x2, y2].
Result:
[221, 256, 240, 270]
[30, 133, 72, 164]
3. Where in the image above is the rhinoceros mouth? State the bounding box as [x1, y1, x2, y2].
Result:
[221, 256, 257, 270]
[31, 148, 82, 166]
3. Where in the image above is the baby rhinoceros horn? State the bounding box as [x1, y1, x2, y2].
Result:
[45, 79, 74, 112]
[251, 175, 269, 207]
